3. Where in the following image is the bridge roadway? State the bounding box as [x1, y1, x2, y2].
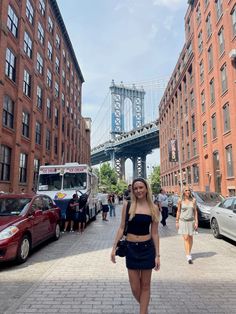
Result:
[91, 120, 159, 165]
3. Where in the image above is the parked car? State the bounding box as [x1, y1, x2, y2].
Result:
[210, 197, 236, 242]
[192, 191, 224, 224]
[168, 194, 179, 217]
[0, 194, 61, 263]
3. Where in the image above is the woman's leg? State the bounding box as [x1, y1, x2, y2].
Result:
[189, 235, 193, 254]
[183, 235, 190, 255]
[140, 269, 152, 314]
[128, 269, 141, 303]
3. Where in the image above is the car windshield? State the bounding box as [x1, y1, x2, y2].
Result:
[38, 173, 62, 191]
[193, 192, 223, 203]
[0, 198, 32, 216]
[63, 173, 87, 190]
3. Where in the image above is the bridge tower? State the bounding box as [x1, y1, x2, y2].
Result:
[110, 80, 147, 179]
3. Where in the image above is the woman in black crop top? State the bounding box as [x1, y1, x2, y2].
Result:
[111, 178, 160, 314]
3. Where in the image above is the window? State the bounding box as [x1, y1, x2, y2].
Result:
[226, 145, 234, 177]
[7, 5, 18, 37]
[62, 70, 65, 85]
[54, 136, 58, 155]
[47, 41, 53, 61]
[19, 153, 27, 183]
[61, 93, 65, 106]
[201, 90, 205, 113]
[223, 103, 230, 132]
[198, 30, 203, 53]
[190, 90, 194, 107]
[55, 56, 60, 73]
[23, 69, 31, 97]
[55, 82, 59, 98]
[182, 146, 185, 162]
[187, 166, 191, 184]
[36, 52, 43, 74]
[36, 86, 43, 109]
[3, 95, 14, 129]
[193, 139, 197, 156]
[22, 112, 30, 137]
[62, 116, 65, 132]
[199, 60, 204, 82]
[191, 115, 196, 132]
[33, 159, 40, 187]
[26, 0, 34, 25]
[46, 129, 51, 151]
[35, 121, 41, 144]
[47, 69, 52, 88]
[187, 144, 190, 160]
[215, 0, 223, 21]
[5, 48, 16, 82]
[218, 27, 225, 55]
[220, 64, 228, 93]
[207, 45, 213, 71]
[203, 122, 207, 145]
[48, 16, 53, 33]
[39, 0, 45, 16]
[186, 121, 189, 137]
[232, 6, 236, 37]
[55, 108, 59, 126]
[206, 13, 212, 38]
[192, 164, 199, 183]
[46, 98, 51, 119]
[211, 113, 217, 139]
[55, 34, 60, 49]
[196, 4, 201, 25]
[0, 145, 11, 181]
[210, 78, 215, 103]
[24, 32, 33, 58]
[38, 22, 44, 45]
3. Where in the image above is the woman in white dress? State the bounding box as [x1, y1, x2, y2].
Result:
[176, 186, 198, 264]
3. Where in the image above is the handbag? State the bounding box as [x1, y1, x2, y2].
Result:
[115, 202, 130, 257]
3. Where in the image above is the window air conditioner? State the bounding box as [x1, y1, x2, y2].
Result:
[229, 49, 236, 59]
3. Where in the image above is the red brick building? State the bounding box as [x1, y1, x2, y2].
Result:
[0, 0, 91, 193]
[159, 0, 236, 196]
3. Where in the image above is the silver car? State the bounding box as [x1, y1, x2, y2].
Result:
[210, 197, 236, 242]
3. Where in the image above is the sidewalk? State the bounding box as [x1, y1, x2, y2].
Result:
[4, 205, 236, 314]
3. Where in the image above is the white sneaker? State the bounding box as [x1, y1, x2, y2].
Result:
[70, 229, 74, 233]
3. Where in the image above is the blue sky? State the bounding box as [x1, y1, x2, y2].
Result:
[57, 0, 189, 175]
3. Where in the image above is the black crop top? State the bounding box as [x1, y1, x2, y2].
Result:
[126, 214, 152, 236]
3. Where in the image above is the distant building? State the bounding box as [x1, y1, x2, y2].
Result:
[0, 0, 91, 193]
[159, 0, 236, 196]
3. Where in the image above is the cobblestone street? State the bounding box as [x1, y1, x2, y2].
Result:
[1, 206, 236, 314]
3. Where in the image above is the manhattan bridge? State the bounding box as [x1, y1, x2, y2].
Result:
[91, 78, 168, 179]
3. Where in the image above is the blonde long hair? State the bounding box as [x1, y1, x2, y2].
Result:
[180, 185, 194, 201]
[128, 178, 159, 223]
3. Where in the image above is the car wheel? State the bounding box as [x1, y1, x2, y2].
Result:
[16, 235, 30, 263]
[54, 223, 61, 241]
[211, 218, 222, 239]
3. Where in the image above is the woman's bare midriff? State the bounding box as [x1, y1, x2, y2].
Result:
[126, 233, 151, 242]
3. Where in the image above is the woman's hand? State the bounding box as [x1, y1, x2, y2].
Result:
[176, 221, 179, 230]
[110, 248, 116, 264]
[154, 256, 160, 271]
[194, 222, 198, 230]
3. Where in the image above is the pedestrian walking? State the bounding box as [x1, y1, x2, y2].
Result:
[176, 186, 198, 264]
[77, 193, 88, 234]
[111, 177, 160, 314]
[124, 184, 132, 201]
[158, 188, 169, 226]
[100, 190, 109, 221]
[108, 193, 116, 217]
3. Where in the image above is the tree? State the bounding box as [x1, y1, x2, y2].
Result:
[99, 163, 118, 191]
[149, 165, 161, 195]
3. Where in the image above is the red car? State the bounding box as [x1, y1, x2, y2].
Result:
[0, 194, 61, 263]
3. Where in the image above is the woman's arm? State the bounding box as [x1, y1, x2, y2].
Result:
[151, 206, 160, 271]
[193, 199, 198, 230]
[175, 199, 181, 229]
[110, 201, 128, 263]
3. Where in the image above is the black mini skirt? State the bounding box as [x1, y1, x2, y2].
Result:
[125, 239, 155, 270]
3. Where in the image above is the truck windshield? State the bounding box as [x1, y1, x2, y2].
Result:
[63, 173, 87, 190]
[38, 173, 62, 191]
